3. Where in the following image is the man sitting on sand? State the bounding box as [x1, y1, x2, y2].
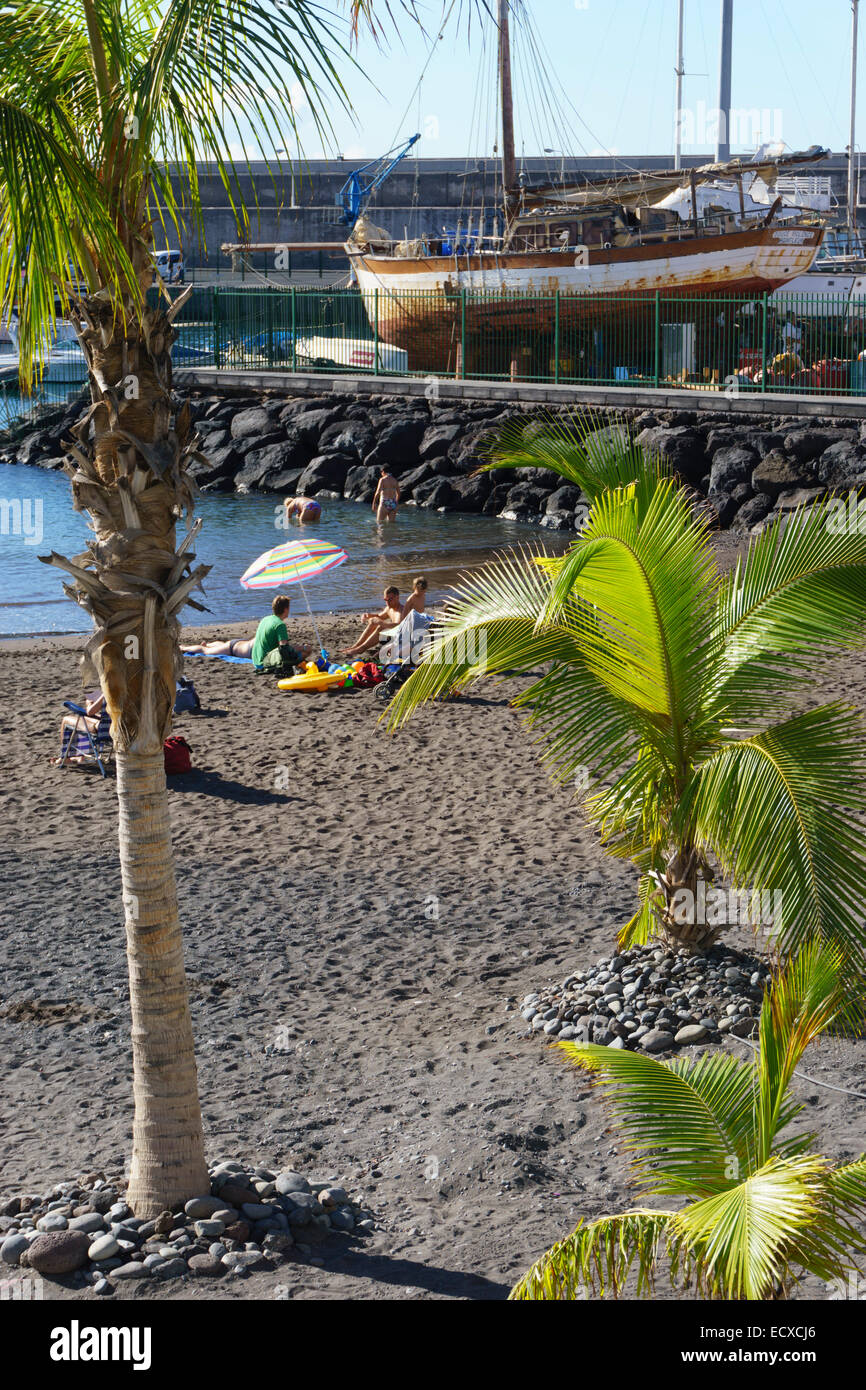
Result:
[284, 496, 322, 524]
[372, 467, 400, 522]
[401, 575, 428, 619]
[181, 595, 312, 668]
[343, 586, 402, 657]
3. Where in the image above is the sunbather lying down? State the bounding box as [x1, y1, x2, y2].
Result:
[181, 596, 312, 668]
[343, 586, 402, 658]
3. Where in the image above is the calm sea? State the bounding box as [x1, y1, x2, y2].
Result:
[0, 462, 569, 637]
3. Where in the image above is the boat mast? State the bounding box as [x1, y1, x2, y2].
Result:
[715, 0, 733, 161]
[498, 0, 518, 220]
[674, 0, 685, 170]
[849, 0, 860, 248]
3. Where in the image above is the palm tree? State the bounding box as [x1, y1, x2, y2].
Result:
[0, 0, 369, 1216]
[510, 941, 866, 1300]
[386, 417, 866, 982]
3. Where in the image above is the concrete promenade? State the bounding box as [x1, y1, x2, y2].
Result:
[174, 366, 866, 420]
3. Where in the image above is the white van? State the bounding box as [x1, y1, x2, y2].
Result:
[152, 249, 185, 285]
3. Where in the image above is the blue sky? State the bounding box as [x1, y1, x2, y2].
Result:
[281, 0, 861, 165]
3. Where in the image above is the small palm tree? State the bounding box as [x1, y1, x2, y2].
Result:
[0, 0, 370, 1216]
[387, 417, 866, 980]
[510, 941, 866, 1300]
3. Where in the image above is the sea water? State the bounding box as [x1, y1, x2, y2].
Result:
[0, 462, 570, 637]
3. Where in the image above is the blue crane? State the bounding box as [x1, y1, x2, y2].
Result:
[336, 133, 421, 227]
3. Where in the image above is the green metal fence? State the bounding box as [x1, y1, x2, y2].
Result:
[169, 285, 866, 396]
[5, 285, 866, 443]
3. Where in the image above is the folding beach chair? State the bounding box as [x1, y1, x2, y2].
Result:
[58, 700, 113, 777]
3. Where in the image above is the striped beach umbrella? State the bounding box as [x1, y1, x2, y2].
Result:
[240, 538, 347, 654]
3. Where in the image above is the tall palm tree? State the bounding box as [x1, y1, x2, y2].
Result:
[387, 418, 866, 982]
[0, 0, 368, 1216]
[510, 942, 866, 1300]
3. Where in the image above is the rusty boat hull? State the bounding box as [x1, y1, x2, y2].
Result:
[347, 224, 824, 374]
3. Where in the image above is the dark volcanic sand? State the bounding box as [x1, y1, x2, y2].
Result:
[1, 554, 865, 1301]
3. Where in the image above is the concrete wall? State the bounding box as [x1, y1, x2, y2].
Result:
[154, 152, 857, 269]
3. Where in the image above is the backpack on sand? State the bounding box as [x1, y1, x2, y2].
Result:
[257, 640, 301, 676]
[174, 677, 201, 714]
[164, 735, 193, 775]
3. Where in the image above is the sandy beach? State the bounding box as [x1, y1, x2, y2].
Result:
[2, 557, 865, 1301]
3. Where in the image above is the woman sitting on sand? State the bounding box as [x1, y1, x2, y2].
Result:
[400, 575, 428, 620]
[284, 496, 322, 524]
[52, 691, 107, 765]
[181, 596, 312, 668]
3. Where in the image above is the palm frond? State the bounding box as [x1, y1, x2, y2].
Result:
[509, 1209, 674, 1300]
[483, 411, 667, 502]
[711, 499, 866, 718]
[544, 478, 720, 744]
[384, 546, 579, 725]
[693, 705, 866, 980]
[756, 941, 846, 1162]
[672, 1154, 828, 1299]
[559, 1040, 763, 1194]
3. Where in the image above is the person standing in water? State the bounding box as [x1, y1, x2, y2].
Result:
[372, 467, 400, 522]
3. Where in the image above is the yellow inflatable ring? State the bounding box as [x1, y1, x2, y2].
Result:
[277, 671, 347, 693]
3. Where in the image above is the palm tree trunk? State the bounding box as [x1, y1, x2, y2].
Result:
[42, 274, 212, 1216]
[657, 846, 723, 954]
[118, 748, 209, 1215]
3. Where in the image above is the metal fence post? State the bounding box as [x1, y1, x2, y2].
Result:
[554, 292, 560, 385]
[460, 290, 466, 379]
[654, 291, 660, 388]
[291, 287, 297, 372]
[761, 291, 768, 393]
[267, 291, 274, 366]
[374, 288, 380, 375]
[213, 287, 221, 370]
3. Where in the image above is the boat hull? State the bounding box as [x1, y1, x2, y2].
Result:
[348, 225, 824, 373]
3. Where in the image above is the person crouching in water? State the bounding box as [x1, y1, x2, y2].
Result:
[284, 496, 322, 524]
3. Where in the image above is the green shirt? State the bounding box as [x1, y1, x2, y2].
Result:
[251, 614, 289, 668]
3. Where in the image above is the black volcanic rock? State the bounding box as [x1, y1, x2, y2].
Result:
[635, 425, 706, 484]
[296, 451, 354, 494]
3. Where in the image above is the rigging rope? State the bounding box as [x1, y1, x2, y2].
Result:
[730, 1033, 866, 1101]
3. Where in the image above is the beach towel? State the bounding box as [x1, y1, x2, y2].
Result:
[379, 610, 434, 666]
[185, 651, 253, 664]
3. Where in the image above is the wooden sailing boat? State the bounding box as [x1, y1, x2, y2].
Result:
[345, 0, 826, 374]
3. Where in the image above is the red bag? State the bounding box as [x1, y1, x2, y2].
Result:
[164, 735, 192, 774]
[354, 662, 383, 688]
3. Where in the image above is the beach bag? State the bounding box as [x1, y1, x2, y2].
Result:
[259, 641, 300, 675]
[164, 735, 193, 775]
[354, 662, 383, 688]
[174, 677, 200, 714]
